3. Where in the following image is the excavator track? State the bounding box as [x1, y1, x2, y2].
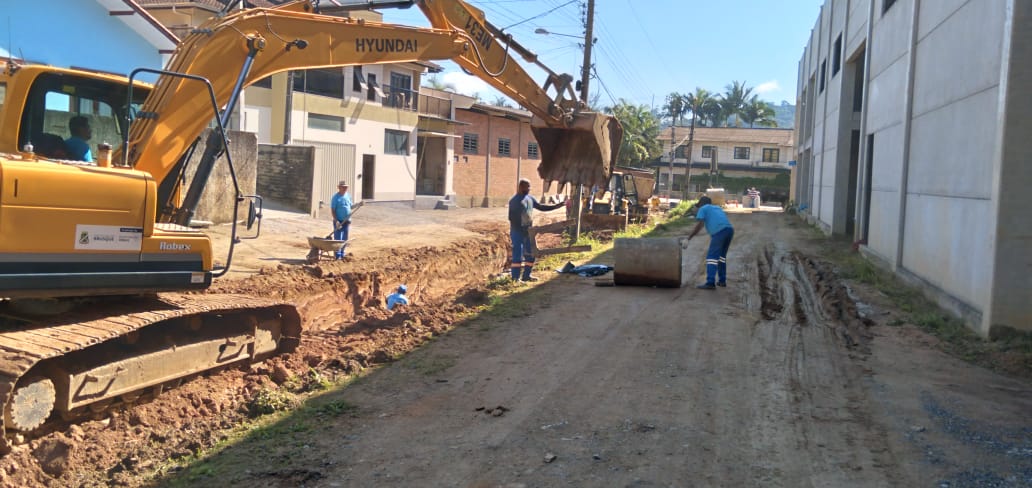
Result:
[0, 293, 301, 452]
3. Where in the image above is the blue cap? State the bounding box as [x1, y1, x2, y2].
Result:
[398, 284, 407, 293]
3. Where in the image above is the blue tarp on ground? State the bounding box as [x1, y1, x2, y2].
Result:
[556, 262, 613, 277]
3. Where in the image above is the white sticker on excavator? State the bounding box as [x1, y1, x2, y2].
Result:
[74, 225, 143, 251]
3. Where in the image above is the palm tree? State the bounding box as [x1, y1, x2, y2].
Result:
[685, 88, 716, 126]
[721, 80, 754, 127]
[491, 96, 513, 108]
[605, 99, 661, 168]
[663, 92, 688, 126]
[423, 74, 456, 92]
[740, 95, 778, 128]
[680, 87, 716, 195]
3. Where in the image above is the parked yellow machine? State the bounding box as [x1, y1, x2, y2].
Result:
[0, 0, 621, 450]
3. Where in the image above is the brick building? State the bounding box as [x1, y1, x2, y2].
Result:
[452, 104, 554, 207]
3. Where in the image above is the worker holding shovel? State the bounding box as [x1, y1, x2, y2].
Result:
[331, 181, 353, 260]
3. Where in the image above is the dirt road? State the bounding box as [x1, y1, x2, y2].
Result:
[1, 207, 1029, 487]
[171, 213, 1032, 487]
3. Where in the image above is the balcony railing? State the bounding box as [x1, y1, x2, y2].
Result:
[382, 84, 417, 112]
[417, 92, 452, 119]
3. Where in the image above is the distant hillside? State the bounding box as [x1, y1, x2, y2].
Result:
[774, 101, 795, 128]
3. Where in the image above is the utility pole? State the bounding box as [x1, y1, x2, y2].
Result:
[683, 107, 697, 200]
[580, 0, 594, 106]
[668, 125, 675, 197]
[573, 0, 595, 242]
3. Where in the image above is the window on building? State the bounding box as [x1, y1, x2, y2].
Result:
[883, 0, 897, 14]
[658, 173, 670, 191]
[832, 34, 842, 76]
[308, 113, 345, 131]
[292, 69, 344, 98]
[528, 142, 539, 159]
[853, 55, 866, 112]
[367, 73, 378, 101]
[498, 138, 511, 157]
[352, 66, 365, 92]
[674, 145, 689, 159]
[462, 133, 478, 154]
[819, 59, 827, 93]
[387, 72, 413, 109]
[672, 174, 686, 192]
[734, 147, 750, 160]
[384, 129, 409, 155]
[762, 148, 780, 163]
[252, 76, 272, 89]
[701, 145, 716, 159]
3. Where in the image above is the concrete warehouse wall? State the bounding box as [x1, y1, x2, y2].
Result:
[794, 0, 1031, 337]
[257, 144, 317, 214]
[183, 130, 257, 225]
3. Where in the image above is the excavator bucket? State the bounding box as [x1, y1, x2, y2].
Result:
[532, 112, 623, 190]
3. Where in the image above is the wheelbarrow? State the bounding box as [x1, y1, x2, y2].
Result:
[306, 236, 349, 264]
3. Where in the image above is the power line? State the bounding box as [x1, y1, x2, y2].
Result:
[500, 0, 579, 31]
[592, 65, 617, 107]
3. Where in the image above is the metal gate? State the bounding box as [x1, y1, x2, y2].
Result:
[296, 139, 357, 219]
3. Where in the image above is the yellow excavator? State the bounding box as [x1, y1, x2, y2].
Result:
[0, 0, 622, 449]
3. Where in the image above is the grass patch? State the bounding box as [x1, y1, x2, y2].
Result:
[404, 353, 458, 376]
[666, 200, 698, 220]
[246, 388, 300, 417]
[814, 230, 1032, 378]
[284, 368, 333, 393]
[157, 386, 362, 486]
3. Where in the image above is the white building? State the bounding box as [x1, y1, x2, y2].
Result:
[654, 127, 794, 200]
[794, 0, 1031, 337]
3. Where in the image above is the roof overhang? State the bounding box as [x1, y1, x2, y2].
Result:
[100, 0, 180, 54]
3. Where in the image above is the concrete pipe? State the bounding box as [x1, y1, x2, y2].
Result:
[613, 237, 690, 288]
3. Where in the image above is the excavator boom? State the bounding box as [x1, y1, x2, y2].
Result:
[415, 0, 622, 188]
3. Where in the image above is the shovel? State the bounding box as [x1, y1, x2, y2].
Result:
[322, 201, 364, 239]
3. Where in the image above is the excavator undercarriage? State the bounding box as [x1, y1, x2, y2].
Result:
[0, 294, 301, 451]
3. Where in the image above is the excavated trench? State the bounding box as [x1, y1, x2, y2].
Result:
[0, 227, 512, 488]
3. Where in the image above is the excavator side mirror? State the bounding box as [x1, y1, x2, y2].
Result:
[246, 200, 258, 231]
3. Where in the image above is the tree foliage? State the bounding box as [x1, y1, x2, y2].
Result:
[605, 99, 661, 168]
[423, 75, 456, 92]
[491, 96, 513, 108]
[741, 95, 778, 128]
[663, 80, 789, 128]
[663, 92, 688, 126]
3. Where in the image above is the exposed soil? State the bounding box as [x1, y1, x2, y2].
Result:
[1, 206, 1030, 487]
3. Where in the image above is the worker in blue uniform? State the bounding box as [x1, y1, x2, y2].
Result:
[330, 181, 352, 259]
[686, 196, 735, 289]
[507, 178, 564, 281]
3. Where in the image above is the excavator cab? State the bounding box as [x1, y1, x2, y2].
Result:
[9, 68, 148, 160]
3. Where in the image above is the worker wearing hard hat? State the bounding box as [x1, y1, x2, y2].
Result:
[386, 284, 409, 310]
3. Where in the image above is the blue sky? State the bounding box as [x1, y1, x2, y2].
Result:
[381, 0, 824, 111]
